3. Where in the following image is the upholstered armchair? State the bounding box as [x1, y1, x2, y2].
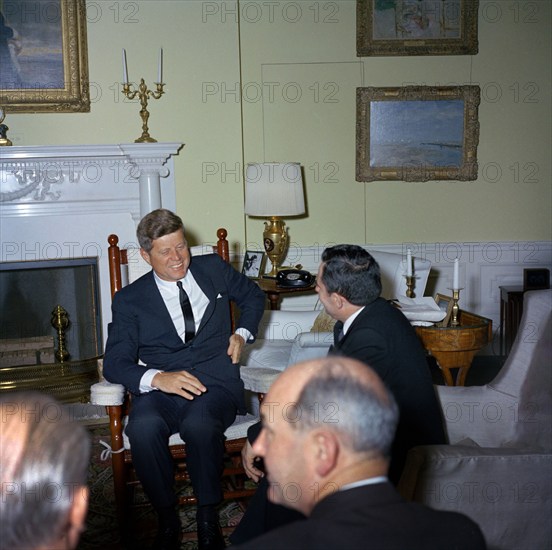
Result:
[398, 289, 552, 550]
[240, 250, 432, 397]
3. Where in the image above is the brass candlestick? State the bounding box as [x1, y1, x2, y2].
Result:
[451, 289, 462, 326]
[51, 305, 70, 363]
[0, 107, 13, 146]
[405, 275, 415, 298]
[122, 78, 165, 143]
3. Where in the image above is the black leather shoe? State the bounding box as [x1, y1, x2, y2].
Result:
[197, 519, 225, 550]
[152, 525, 181, 550]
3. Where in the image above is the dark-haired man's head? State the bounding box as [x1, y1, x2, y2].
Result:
[316, 245, 382, 321]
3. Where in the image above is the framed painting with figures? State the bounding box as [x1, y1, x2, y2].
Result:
[0, 0, 89, 112]
[356, 85, 480, 182]
[357, 0, 479, 56]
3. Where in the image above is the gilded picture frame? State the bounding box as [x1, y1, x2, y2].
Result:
[356, 85, 480, 182]
[0, 0, 90, 113]
[357, 0, 479, 56]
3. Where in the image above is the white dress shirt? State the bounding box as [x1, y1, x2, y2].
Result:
[342, 306, 365, 336]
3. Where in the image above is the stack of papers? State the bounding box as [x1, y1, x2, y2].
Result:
[395, 297, 447, 325]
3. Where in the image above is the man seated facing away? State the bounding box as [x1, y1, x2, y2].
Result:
[103, 209, 265, 550]
[318, 244, 446, 482]
[232, 357, 486, 550]
[231, 244, 446, 544]
[0, 392, 91, 550]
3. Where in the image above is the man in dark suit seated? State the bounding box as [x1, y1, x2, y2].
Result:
[318, 244, 446, 482]
[232, 357, 486, 550]
[103, 209, 265, 550]
[231, 244, 446, 543]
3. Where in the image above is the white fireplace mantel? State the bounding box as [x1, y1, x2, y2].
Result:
[0, 142, 183, 218]
[1, 142, 183, 343]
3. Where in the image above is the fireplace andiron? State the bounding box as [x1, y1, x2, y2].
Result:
[51, 305, 70, 362]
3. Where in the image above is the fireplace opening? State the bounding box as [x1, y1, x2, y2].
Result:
[0, 257, 102, 402]
[0, 257, 102, 361]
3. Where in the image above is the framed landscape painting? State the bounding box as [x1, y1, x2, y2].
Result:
[357, 0, 479, 56]
[0, 0, 89, 112]
[356, 86, 480, 182]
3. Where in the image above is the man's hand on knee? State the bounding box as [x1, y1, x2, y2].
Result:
[152, 371, 206, 400]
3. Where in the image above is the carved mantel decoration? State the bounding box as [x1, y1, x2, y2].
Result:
[0, 143, 182, 208]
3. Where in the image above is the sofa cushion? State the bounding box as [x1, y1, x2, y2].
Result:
[310, 310, 336, 333]
[240, 339, 292, 372]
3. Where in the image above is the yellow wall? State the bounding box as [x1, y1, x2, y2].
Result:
[4, 1, 551, 249]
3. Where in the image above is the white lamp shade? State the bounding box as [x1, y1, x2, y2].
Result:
[244, 162, 305, 217]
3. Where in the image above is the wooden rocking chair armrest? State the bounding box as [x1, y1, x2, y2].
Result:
[91, 381, 128, 453]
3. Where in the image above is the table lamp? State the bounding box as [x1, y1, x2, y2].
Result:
[244, 162, 305, 278]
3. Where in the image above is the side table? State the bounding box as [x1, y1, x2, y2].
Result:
[255, 277, 316, 310]
[415, 310, 492, 386]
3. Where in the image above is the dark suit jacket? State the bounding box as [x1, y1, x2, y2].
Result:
[103, 253, 265, 413]
[247, 298, 445, 480]
[330, 298, 446, 482]
[233, 482, 486, 550]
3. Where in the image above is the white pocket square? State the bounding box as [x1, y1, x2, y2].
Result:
[216, 293, 222, 299]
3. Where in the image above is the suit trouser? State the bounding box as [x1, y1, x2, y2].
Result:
[126, 387, 237, 510]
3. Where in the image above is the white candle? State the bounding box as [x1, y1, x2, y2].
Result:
[158, 48, 163, 83]
[122, 48, 128, 84]
[453, 258, 459, 290]
[406, 248, 412, 277]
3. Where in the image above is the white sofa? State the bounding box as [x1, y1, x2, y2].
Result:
[240, 250, 432, 396]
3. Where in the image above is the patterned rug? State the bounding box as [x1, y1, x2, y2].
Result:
[77, 421, 249, 550]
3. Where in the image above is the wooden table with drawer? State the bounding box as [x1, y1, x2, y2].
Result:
[415, 310, 493, 386]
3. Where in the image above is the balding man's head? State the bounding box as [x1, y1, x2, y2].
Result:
[253, 357, 399, 515]
[0, 392, 91, 550]
[291, 358, 398, 457]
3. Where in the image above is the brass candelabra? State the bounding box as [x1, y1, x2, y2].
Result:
[122, 78, 165, 143]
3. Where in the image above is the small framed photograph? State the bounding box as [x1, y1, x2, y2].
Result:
[241, 250, 266, 280]
[434, 293, 454, 327]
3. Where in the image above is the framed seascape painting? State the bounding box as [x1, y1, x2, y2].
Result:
[356, 86, 480, 182]
[357, 0, 479, 56]
[0, 0, 89, 112]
